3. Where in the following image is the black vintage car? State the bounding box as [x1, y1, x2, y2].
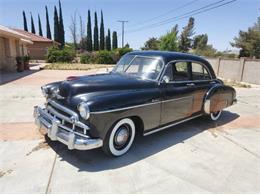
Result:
[34, 51, 237, 156]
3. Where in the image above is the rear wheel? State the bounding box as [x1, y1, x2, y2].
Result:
[209, 110, 222, 121]
[103, 118, 135, 157]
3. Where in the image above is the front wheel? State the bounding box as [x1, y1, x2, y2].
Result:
[103, 118, 135, 157]
[209, 110, 222, 121]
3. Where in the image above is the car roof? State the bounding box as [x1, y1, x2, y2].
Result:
[127, 50, 216, 79]
[129, 50, 208, 63]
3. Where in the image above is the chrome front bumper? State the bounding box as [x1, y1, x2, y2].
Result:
[33, 106, 103, 150]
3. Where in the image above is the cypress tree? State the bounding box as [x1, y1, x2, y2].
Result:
[93, 12, 99, 51]
[86, 10, 92, 51]
[45, 6, 52, 39]
[112, 31, 118, 50]
[38, 14, 43, 36]
[99, 10, 105, 50]
[179, 17, 195, 52]
[30, 12, 36, 34]
[54, 6, 59, 43]
[105, 29, 111, 51]
[58, 0, 65, 48]
[23, 11, 28, 32]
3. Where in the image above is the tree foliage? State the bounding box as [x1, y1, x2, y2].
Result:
[112, 31, 118, 50]
[23, 11, 28, 32]
[86, 10, 93, 51]
[45, 6, 52, 39]
[106, 29, 111, 51]
[93, 12, 99, 51]
[192, 34, 217, 57]
[142, 37, 160, 50]
[58, 0, 65, 48]
[231, 17, 260, 58]
[54, 6, 59, 42]
[30, 13, 36, 34]
[193, 44, 217, 57]
[179, 17, 195, 52]
[193, 34, 208, 50]
[100, 10, 105, 50]
[159, 25, 179, 51]
[69, 11, 77, 49]
[38, 14, 43, 36]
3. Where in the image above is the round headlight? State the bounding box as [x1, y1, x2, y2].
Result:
[78, 102, 90, 120]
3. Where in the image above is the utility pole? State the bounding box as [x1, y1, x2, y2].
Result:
[117, 20, 128, 48]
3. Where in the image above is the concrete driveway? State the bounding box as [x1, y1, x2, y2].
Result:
[0, 69, 260, 193]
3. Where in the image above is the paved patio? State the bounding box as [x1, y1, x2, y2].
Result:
[0, 69, 260, 193]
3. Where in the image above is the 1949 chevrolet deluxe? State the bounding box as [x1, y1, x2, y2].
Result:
[34, 51, 237, 156]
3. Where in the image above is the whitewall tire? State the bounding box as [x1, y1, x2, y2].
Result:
[210, 110, 222, 121]
[103, 118, 135, 157]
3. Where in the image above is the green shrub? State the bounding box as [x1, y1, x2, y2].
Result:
[95, 50, 115, 64]
[79, 48, 133, 64]
[47, 46, 75, 63]
[116, 47, 133, 57]
[80, 52, 96, 64]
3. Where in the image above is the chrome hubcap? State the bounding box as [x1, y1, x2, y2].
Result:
[114, 126, 129, 146]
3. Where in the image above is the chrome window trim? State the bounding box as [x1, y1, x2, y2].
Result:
[90, 96, 192, 114]
[159, 59, 213, 84]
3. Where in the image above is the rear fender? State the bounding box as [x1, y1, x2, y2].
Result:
[203, 84, 236, 114]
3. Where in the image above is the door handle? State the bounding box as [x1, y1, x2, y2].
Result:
[186, 83, 195, 86]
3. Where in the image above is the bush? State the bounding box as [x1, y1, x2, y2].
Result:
[47, 46, 75, 63]
[95, 50, 115, 64]
[79, 48, 133, 64]
[80, 52, 96, 64]
[116, 47, 133, 57]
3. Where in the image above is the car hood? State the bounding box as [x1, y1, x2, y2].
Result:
[58, 73, 156, 98]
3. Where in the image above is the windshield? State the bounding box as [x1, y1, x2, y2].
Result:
[112, 55, 164, 80]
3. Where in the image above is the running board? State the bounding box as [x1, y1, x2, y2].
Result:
[143, 114, 202, 136]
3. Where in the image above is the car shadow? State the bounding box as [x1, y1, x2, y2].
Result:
[0, 69, 40, 85]
[46, 111, 239, 172]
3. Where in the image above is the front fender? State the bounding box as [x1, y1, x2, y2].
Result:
[84, 89, 161, 139]
[203, 84, 236, 114]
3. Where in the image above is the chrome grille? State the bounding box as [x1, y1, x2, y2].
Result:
[46, 100, 89, 135]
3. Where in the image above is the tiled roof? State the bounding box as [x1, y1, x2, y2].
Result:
[12, 28, 59, 44]
[0, 25, 30, 39]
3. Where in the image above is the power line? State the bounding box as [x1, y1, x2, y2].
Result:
[125, 0, 236, 35]
[126, 0, 226, 32]
[128, 0, 199, 27]
[117, 20, 128, 47]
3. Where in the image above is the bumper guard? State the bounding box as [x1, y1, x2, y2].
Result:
[33, 106, 103, 150]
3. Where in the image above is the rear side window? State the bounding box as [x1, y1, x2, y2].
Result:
[192, 62, 211, 80]
[172, 62, 189, 81]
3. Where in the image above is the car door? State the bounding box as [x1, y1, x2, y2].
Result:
[190, 61, 215, 113]
[160, 61, 195, 125]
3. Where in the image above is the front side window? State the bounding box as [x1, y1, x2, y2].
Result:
[113, 55, 163, 80]
[163, 61, 190, 82]
[192, 62, 210, 80]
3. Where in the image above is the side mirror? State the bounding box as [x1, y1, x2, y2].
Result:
[162, 75, 170, 83]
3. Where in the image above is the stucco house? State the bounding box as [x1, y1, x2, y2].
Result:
[0, 25, 33, 71]
[12, 29, 60, 60]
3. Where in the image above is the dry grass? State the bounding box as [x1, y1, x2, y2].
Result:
[44, 63, 114, 71]
[223, 79, 251, 88]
